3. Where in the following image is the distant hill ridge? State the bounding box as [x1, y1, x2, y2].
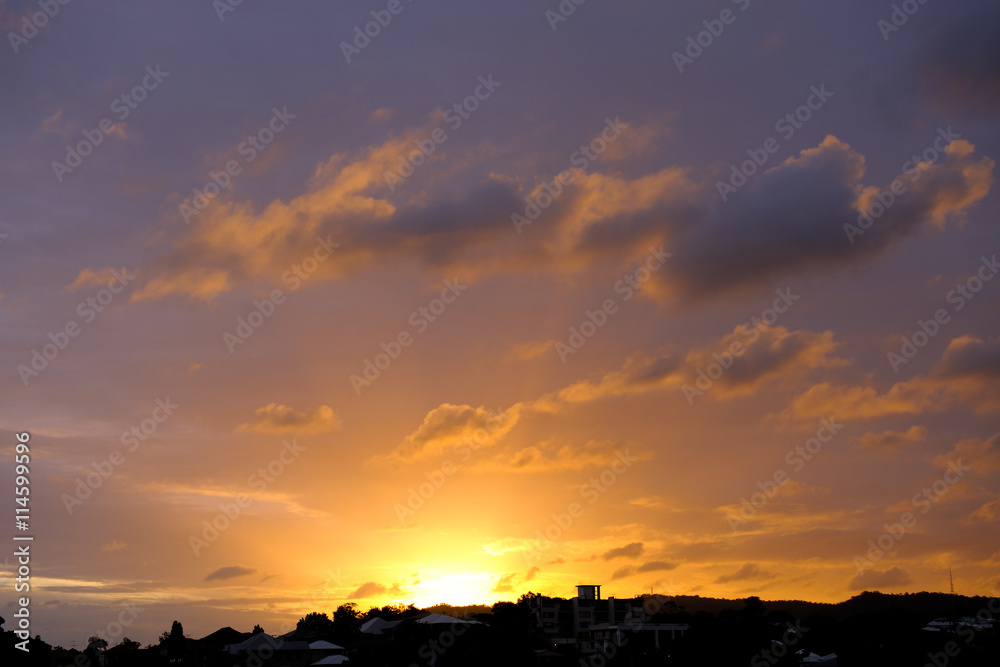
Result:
[660, 591, 995, 620]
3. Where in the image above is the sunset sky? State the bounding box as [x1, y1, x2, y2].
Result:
[2, 0, 999, 649]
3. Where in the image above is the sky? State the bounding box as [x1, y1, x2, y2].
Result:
[1, 0, 999, 650]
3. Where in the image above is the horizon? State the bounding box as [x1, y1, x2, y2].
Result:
[2, 0, 1000, 655]
[20, 586, 996, 649]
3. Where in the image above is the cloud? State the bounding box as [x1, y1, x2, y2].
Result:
[127, 125, 990, 307]
[785, 379, 943, 421]
[205, 565, 257, 582]
[371, 403, 519, 467]
[130, 126, 421, 302]
[482, 439, 643, 474]
[659, 136, 992, 301]
[383, 325, 839, 471]
[680, 326, 847, 397]
[909, 2, 1000, 117]
[509, 340, 556, 361]
[492, 567, 542, 592]
[552, 326, 848, 405]
[491, 573, 517, 593]
[714, 563, 775, 584]
[612, 560, 680, 580]
[550, 326, 845, 407]
[101, 540, 126, 552]
[853, 426, 928, 453]
[971, 498, 1000, 522]
[66, 267, 132, 293]
[479, 538, 534, 558]
[848, 567, 913, 591]
[236, 403, 341, 434]
[628, 496, 664, 508]
[546, 355, 684, 406]
[148, 481, 332, 520]
[786, 336, 1000, 422]
[348, 581, 408, 599]
[564, 135, 989, 302]
[936, 335, 1000, 381]
[602, 542, 644, 561]
[933, 433, 1000, 474]
[40, 108, 69, 137]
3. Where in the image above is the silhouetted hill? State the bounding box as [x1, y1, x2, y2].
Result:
[668, 590, 993, 621]
[423, 602, 493, 617]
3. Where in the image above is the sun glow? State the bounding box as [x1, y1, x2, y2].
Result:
[406, 571, 510, 607]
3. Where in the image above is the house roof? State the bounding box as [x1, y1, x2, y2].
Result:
[225, 633, 310, 653]
[311, 656, 349, 665]
[199, 626, 248, 648]
[227, 633, 282, 653]
[416, 613, 479, 625]
[359, 617, 404, 635]
[309, 640, 344, 650]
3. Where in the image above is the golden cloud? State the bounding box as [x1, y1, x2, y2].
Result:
[237, 403, 341, 434]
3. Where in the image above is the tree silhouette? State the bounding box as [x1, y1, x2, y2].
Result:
[251, 624, 265, 635]
[295, 612, 336, 640]
[87, 636, 108, 652]
[331, 603, 362, 642]
[119, 637, 141, 650]
[159, 620, 185, 659]
[743, 596, 766, 618]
